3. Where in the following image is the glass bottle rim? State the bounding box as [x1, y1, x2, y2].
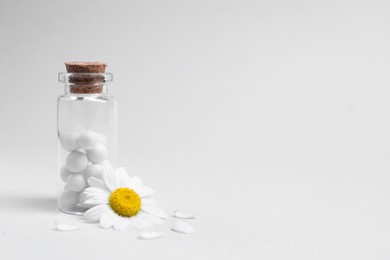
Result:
[58, 72, 113, 83]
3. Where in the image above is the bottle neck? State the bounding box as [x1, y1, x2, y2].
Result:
[59, 72, 113, 97]
[63, 83, 109, 97]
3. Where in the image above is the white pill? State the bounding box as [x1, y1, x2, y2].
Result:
[78, 190, 88, 205]
[60, 166, 73, 182]
[66, 174, 87, 192]
[84, 164, 104, 180]
[78, 130, 99, 150]
[60, 189, 79, 208]
[72, 125, 85, 133]
[66, 151, 88, 173]
[97, 133, 108, 146]
[60, 131, 80, 151]
[87, 143, 108, 163]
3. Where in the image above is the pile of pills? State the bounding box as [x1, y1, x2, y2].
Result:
[59, 127, 111, 211]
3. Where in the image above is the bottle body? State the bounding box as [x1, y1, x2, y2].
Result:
[57, 73, 116, 215]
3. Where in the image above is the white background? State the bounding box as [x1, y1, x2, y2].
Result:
[1, 0, 390, 259]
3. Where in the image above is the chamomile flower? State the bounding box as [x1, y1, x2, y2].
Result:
[82, 167, 167, 231]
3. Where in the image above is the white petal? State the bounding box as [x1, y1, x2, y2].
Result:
[113, 217, 129, 231]
[102, 168, 116, 192]
[128, 176, 143, 188]
[135, 185, 155, 198]
[138, 232, 163, 240]
[172, 221, 195, 234]
[87, 177, 108, 191]
[128, 215, 154, 229]
[137, 212, 164, 225]
[84, 205, 110, 222]
[84, 196, 108, 206]
[115, 167, 131, 188]
[84, 186, 105, 194]
[100, 210, 118, 229]
[83, 187, 110, 199]
[102, 160, 114, 172]
[55, 222, 81, 231]
[141, 198, 157, 206]
[83, 196, 108, 208]
[174, 210, 196, 219]
[141, 205, 168, 219]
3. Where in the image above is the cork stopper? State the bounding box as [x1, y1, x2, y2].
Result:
[65, 62, 107, 94]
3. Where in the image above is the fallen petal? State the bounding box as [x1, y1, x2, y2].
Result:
[171, 221, 195, 234]
[55, 222, 81, 231]
[138, 232, 163, 240]
[174, 210, 196, 219]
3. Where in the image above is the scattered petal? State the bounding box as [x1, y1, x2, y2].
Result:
[141, 205, 168, 219]
[138, 232, 163, 240]
[174, 210, 196, 219]
[55, 222, 81, 231]
[172, 221, 195, 234]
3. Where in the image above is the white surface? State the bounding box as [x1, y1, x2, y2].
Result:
[1, 0, 390, 259]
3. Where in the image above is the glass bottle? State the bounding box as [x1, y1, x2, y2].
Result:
[57, 63, 117, 215]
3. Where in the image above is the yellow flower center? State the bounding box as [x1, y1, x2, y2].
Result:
[109, 188, 141, 217]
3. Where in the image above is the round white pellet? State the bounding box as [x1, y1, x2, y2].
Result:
[78, 130, 99, 150]
[60, 166, 73, 182]
[87, 143, 108, 163]
[84, 164, 104, 180]
[72, 125, 85, 133]
[66, 174, 87, 192]
[60, 189, 79, 208]
[97, 133, 108, 146]
[78, 190, 88, 205]
[65, 151, 88, 173]
[60, 131, 80, 151]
